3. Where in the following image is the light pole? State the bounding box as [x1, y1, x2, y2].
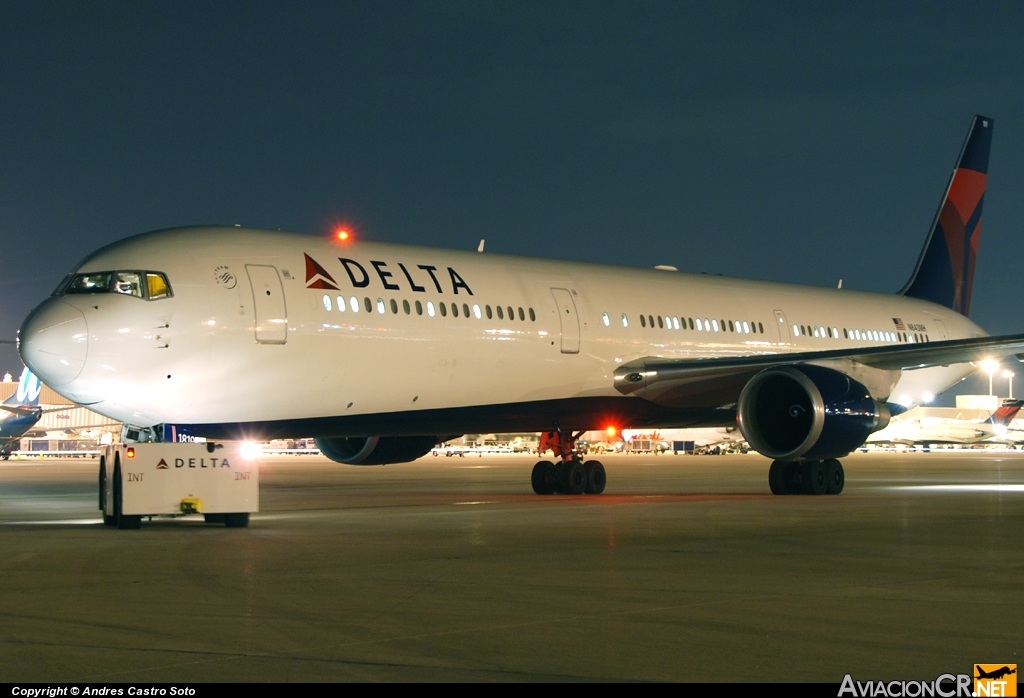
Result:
[1004, 370, 1015, 399]
[982, 360, 1000, 397]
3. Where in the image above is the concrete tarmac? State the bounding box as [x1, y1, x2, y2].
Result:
[0, 450, 1021, 682]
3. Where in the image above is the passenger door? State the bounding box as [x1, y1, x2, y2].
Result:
[246, 265, 287, 344]
[773, 310, 791, 344]
[551, 288, 580, 354]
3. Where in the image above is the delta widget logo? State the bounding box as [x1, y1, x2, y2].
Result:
[305, 254, 338, 290]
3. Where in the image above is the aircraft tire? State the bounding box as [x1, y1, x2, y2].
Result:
[563, 461, 587, 495]
[768, 460, 791, 495]
[98, 457, 106, 512]
[584, 460, 606, 494]
[100, 459, 117, 526]
[825, 459, 844, 495]
[531, 461, 557, 495]
[114, 463, 141, 530]
[225, 513, 250, 528]
[804, 461, 828, 495]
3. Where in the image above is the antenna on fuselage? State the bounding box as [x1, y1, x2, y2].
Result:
[477, 239, 485, 253]
[838, 279, 843, 289]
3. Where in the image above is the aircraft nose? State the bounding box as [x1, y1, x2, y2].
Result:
[19, 300, 89, 386]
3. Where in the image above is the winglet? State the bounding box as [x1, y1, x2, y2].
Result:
[900, 115, 993, 316]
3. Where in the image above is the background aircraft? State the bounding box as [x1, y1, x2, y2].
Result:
[867, 398, 1024, 446]
[0, 367, 43, 459]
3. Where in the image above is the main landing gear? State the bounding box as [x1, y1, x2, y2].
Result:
[768, 458, 844, 495]
[531, 429, 606, 495]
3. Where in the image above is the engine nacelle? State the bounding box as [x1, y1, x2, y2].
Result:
[737, 364, 890, 461]
[314, 436, 438, 465]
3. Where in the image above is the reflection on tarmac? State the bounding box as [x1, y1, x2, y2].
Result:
[1, 451, 1022, 682]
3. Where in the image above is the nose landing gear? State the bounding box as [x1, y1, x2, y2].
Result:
[768, 458, 845, 495]
[531, 428, 606, 495]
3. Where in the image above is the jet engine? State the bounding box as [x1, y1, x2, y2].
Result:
[737, 364, 890, 461]
[314, 436, 438, 465]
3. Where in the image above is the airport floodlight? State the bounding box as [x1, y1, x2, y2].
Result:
[981, 359, 1000, 396]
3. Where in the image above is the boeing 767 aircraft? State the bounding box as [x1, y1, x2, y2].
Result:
[18, 115, 1024, 496]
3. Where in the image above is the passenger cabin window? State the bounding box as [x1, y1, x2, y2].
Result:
[63, 270, 172, 300]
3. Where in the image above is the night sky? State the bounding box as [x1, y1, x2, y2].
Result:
[3, 2, 1024, 400]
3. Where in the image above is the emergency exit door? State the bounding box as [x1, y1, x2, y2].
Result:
[246, 265, 287, 344]
[773, 309, 791, 344]
[551, 288, 580, 354]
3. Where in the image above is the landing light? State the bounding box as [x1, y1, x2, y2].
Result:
[922, 392, 935, 403]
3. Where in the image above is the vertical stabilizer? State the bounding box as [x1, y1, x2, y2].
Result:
[900, 115, 993, 316]
[986, 399, 1023, 427]
[3, 367, 42, 407]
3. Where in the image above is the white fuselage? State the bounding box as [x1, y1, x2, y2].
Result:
[19, 227, 984, 435]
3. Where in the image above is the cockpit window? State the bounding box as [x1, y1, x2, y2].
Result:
[113, 272, 143, 297]
[146, 273, 170, 299]
[51, 273, 75, 297]
[61, 271, 173, 300]
[65, 272, 112, 294]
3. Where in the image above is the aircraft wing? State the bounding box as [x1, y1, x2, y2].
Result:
[0, 405, 42, 417]
[613, 333, 1024, 407]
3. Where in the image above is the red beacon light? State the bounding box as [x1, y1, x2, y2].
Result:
[336, 229, 351, 242]
[605, 426, 617, 437]
[126, 447, 135, 458]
